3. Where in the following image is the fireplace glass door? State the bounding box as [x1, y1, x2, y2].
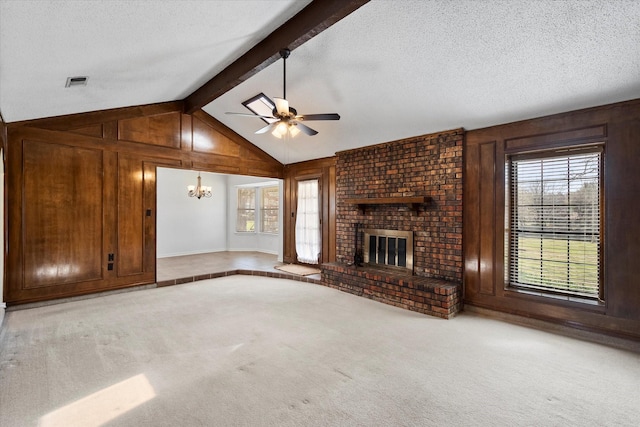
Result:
[364, 229, 413, 273]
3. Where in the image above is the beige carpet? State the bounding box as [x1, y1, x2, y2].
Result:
[275, 264, 321, 276]
[1, 276, 639, 426]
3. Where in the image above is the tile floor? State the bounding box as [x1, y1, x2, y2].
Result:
[156, 251, 322, 284]
[9, 252, 321, 312]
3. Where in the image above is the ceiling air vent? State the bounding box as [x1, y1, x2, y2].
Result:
[65, 76, 88, 87]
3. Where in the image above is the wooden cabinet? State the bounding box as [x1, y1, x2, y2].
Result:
[5, 131, 156, 303]
[22, 140, 104, 289]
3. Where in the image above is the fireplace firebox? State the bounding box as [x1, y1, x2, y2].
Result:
[363, 229, 413, 274]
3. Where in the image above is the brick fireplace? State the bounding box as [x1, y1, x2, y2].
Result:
[321, 129, 464, 318]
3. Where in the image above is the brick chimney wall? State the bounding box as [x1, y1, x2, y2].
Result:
[335, 129, 464, 282]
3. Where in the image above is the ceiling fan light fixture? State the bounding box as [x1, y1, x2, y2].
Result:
[271, 122, 301, 138]
[289, 124, 301, 137]
[226, 48, 338, 138]
[272, 121, 289, 138]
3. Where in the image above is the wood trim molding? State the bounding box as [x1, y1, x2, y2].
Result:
[466, 98, 640, 145]
[284, 156, 336, 174]
[0, 111, 7, 153]
[183, 0, 370, 113]
[504, 125, 607, 153]
[10, 101, 184, 132]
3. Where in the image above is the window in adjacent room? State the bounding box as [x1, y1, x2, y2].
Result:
[261, 186, 279, 233]
[236, 188, 256, 232]
[506, 147, 603, 300]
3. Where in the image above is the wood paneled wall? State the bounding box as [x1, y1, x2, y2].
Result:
[283, 157, 336, 265]
[464, 98, 640, 339]
[4, 102, 283, 304]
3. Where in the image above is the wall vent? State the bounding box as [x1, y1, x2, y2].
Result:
[65, 76, 88, 87]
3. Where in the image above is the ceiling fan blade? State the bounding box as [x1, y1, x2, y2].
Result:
[295, 122, 318, 136]
[273, 97, 289, 115]
[255, 122, 278, 134]
[226, 112, 275, 119]
[296, 113, 340, 121]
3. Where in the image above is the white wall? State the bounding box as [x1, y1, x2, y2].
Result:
[227, 175, 283, 261]
[156, 168, 227, 258]
[156, 168, 283, 261]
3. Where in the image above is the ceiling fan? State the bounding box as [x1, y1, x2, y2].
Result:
[226, 48, 340, 138]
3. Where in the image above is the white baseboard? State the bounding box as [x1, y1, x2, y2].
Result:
[157, 248, 227, 258]
[227, 248, 278, 255]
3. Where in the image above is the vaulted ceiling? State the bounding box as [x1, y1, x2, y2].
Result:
[2, 0, 639, 164]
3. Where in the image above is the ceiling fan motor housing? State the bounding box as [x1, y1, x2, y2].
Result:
[273, 106, 297, 120]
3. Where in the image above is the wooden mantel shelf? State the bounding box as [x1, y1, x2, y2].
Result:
[345, 196, 431, 212]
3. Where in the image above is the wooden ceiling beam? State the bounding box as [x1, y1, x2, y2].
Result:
[183, 0, 370, 114]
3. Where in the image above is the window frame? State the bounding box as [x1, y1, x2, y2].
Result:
[235, 187, 256, 233]
[235, 184, 281, 234]
[505, 144, 604, 302]
[260, 185, 280, 234]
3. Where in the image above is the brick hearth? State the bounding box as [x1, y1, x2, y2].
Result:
[323, 263, 461, 319]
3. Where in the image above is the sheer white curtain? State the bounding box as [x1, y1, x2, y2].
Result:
[295, 179, 320, 264]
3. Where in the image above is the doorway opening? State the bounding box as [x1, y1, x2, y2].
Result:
[155, 167, 283, 282]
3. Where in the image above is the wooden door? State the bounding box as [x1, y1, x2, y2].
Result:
[5, 137, 156, 304]
[116, 155, 155, 281]
[23, 140, 104, 289]
[295, 178, 322, 264]
[283, 158, 336, 265]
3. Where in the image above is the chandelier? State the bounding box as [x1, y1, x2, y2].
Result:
[187, 173, 212, 199]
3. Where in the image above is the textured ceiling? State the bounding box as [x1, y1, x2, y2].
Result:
[0, 0, 311, 121]
[2, 0, 640, 164]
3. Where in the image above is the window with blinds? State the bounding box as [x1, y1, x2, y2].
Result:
[506, 148, 602, 299]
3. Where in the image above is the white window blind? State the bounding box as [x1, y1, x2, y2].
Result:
[507, 149, 602, 299]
